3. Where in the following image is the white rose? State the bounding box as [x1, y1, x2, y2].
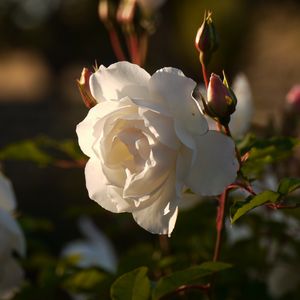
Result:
[0, 172, 17, 213]
[76, 61, 238, 236]
[62, 217, 117, 274]
[0, 172, 25, 299]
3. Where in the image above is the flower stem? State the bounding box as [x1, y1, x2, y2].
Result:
[161, 284, 211, 300]
[201, 62, 209, 89]
[213, 189, 228, 262]
[128, 31, 141, 65]
[159, 235, 170, 255]
[139, 32, 149, 67]
[224, 124, 242, 169]
[107, 24, 127, 61]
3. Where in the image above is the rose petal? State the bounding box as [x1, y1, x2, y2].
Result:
[0, 209, 25, 257]
[140, 108, 180, 150]
[123, 143, 176, 202]
[186, 131, 238, 196]
[90, 61, 151, 102]
[132, 172, 179, 236]
[149, 67, 208, 148]
[85, 158, 121, 213]
[76, 98, 136, 158]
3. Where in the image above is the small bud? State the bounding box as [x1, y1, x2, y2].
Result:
[195, 11, 218, 65]
[77, 68, 97, 109]
[203, 73, 237, 125]
[286, 84, 300, 113]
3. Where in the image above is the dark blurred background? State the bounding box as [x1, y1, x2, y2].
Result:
[0, 0, 299, 250]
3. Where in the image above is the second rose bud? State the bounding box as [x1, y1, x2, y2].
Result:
[202, 73, 237, 126]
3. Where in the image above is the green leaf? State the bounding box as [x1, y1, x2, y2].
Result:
[231, 191, 280, 223]
[0, 136, 85, 166]
[0, 140, 53, 165]
[240, 136, 300, 177]
[277, 178, 300, 195]
[111, 267, 151, 300]
[63, 269, 107, 293]
[152, 262, 231, 300]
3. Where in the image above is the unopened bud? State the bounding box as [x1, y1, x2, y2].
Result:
[286, 84, 300, 113]
[195, 11, 218, 65]
[77, 68, 97, 109]
[203, 73, 237, 125]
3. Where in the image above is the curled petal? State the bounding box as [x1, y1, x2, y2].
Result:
[90, 61, 151, 102]
[76, 98, 136, 158]
[149, 68, 208, 148]
[139, 108, 180, 150]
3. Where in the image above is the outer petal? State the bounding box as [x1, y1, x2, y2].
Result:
[132, 172, 179, 236]
[0, 173, 16, 213]
[149, 68, 208, 149]
[185, 131, 239, 196]
[90, 61, 151, 102]
[85, 158, 134, 213]
[0, 209, 26, 257]
[85, 158, 118, 213]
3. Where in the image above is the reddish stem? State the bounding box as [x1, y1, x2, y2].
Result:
[224, 124, 242, 169]
[159, 235, 170, 255]
[127, 31, 141, 65]
[108, 25, 127, 61]
[201, 62, 209, 89]
[139, 32, 149, 67]
[161, 284, 211, 300]
[213, 189, 228, 262]
[54, 159, 86, 169]
[267, 203, 300, 209]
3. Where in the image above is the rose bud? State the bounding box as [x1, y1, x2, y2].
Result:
[77, 68, 97, 109]
[204, 73, 237, 125]
[195, 10, 218, 65]
[286, 84, 300, 113]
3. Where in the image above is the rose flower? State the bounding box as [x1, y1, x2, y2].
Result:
[76, 61, 238, 235]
